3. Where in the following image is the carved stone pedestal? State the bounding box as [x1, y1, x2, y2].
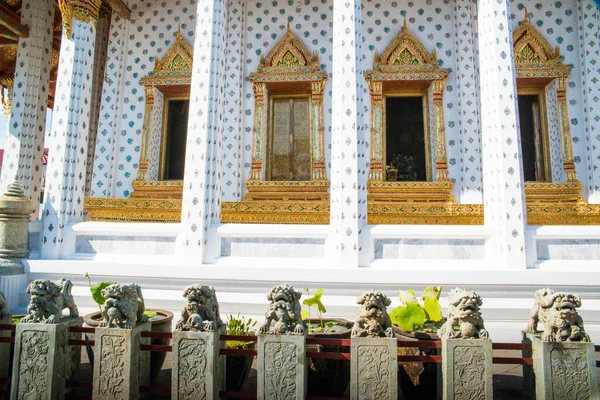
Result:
[92, 322, 151, 400]
[258, 334, 307, 400]
[524, 333, 599, 400]
[172, 329, 225, 400]
[350, 337, 398, 400]
[442, 338, 493, 400]
[11, 318, 82, 400]
[0, 314, 11, 381]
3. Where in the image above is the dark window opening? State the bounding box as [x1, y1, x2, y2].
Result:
[385, 96, 427, 181]
[268, 96, 311, 181]
[163, 99, 189, 180]
[518, 94, 546, 182]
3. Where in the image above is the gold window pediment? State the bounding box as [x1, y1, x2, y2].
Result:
[365, 20, 453, 220]
[512, 11, 582, 205]
[139, 28, 193, 88]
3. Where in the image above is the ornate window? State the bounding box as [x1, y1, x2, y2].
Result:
[513, 12, 582, 203]
[365, 21, 461, 224]
[131, 28, 193, 199]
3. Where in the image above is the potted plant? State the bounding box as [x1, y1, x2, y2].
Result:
[390, 286, 444, 400]
[81, 274, 173, 382]
[302, 288, 353, 397]
[224, 313, 258, 392]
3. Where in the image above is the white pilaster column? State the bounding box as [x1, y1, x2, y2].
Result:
[329, 0, 366, 268]
[179, 0, 227, 261]
[221, 0, 245, 202]
[578, 0, 600, 203]
[477, 0, 527, 268]
[90, 10, 129, 198]
[454, 0, 483, 203]
[42, 0, 102, 259]
[85, 5, 111, 196]
[0, 0, 55, 214]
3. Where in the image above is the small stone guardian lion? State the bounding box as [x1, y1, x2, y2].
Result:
[439, 288, 488, 339]
[100, 283, 146, 329]
[351, 290, 395, 338]
[175, 284, 223, 332]
[21, 278, 79, 324]
[0, 290, 8, 318]
[260, 284, 305, 335]
[525, 288, 589, 342]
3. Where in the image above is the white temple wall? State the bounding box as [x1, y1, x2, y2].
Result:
[510, 0, 588, 192]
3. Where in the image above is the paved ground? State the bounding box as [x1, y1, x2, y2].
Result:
[74, 349, 538, 399]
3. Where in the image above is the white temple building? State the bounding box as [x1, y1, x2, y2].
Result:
[0, 0, 599, 341]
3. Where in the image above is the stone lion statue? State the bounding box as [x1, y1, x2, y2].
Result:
[100, 283, 146, 329]
[0, 290, 7, 318]
[259, 284, 305, 335]
[351, 290, 394, 338]
[439, 288, 489, 339]
[175, 284, 223, 332]
[21, 278, 79, 324]
[525, 288, 590, 342]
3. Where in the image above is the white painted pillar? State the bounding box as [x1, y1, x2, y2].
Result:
[0, 0, 55, 215]
[329, 0, 367, 268]
[179, 0, 227, 261]
[454, 0, 483, 204]
[41, 0, 102, 259]
[85, 5, 111, 196]
[90, 11, 129, 198]
[221, 0, 246, 202]
[477, 0, 527, 269]
[578, 0, 600, 203]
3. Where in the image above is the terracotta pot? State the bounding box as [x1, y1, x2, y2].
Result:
[225, 341, 255, 392]
[395, 327, 441, 400]
[306, 318, 353, 397]
[83, 309, 173, 382]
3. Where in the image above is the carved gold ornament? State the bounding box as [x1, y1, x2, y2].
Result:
[58, 0, 103, 38]
[0, 77, 13, 117]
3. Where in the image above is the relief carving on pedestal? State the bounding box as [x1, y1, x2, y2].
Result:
[100, 283, 147, 329]
[17, 331, 49, 398]
[264, 342, 297, 398]
[21, 278, 79, 324]
[259, 284, 305, 335]
[525, 288, 590, 342]
[453, 346, 486, 400]
[550, 347, 592, 399]
[177, 338, 208, 400]
[98, 335, 127, 399]
[351, 291, 395, 338]
[175, 284, 223, 332]
[357, 345, 392, 399]
[439, 288, 489, 339]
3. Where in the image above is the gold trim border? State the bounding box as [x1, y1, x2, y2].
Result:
[368, 203, 483, 225]
[85, 197, 181, 223]
[221, 201, 329, 224]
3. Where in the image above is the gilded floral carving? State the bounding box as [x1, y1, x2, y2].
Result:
[264, 342, 297, 399]
[98, 335, 127, 399]
[17, 331, 49, 399]
[357, 345, 392, 399]
[453, 346, 486, 400]
[177, 338, 208, 400]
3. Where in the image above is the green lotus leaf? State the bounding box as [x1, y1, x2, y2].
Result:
[422, 286, 442, 301]
[399, 290, 418, 305]
[90, 281, 116, 306]
[423, 298, 443, 322]
[390, 303, 427, 332]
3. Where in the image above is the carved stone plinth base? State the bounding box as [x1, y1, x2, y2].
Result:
[258, 334, 307, 400]
[0, 314, 10, 381]
[92, 322, 151, 400]
[11, 318, 82, 400]
[350, 337, 398, 400]
[172, 329, 225, 400]
[524, 333, 599, 400]
[442, 338, 493, 400]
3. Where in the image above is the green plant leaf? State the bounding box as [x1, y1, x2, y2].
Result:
[313, 288, 324, 300]
[390, 303, 427, 332]
[143, 309, 157, 318]
[399, 290, 418, 305]
[422, 286, 442, 301]
[90, 281, 116, 306]
[316, 300, 326, 314]
[303, 288, 325, 307]
[423, 298, 443, 322]
[301, 310, 309, 321]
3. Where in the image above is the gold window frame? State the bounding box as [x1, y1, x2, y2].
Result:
[365, 20, 453, 205]
[160, 94, 191, 181]
[513, 11, 583, 203]
[131, 27, 193, 199]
